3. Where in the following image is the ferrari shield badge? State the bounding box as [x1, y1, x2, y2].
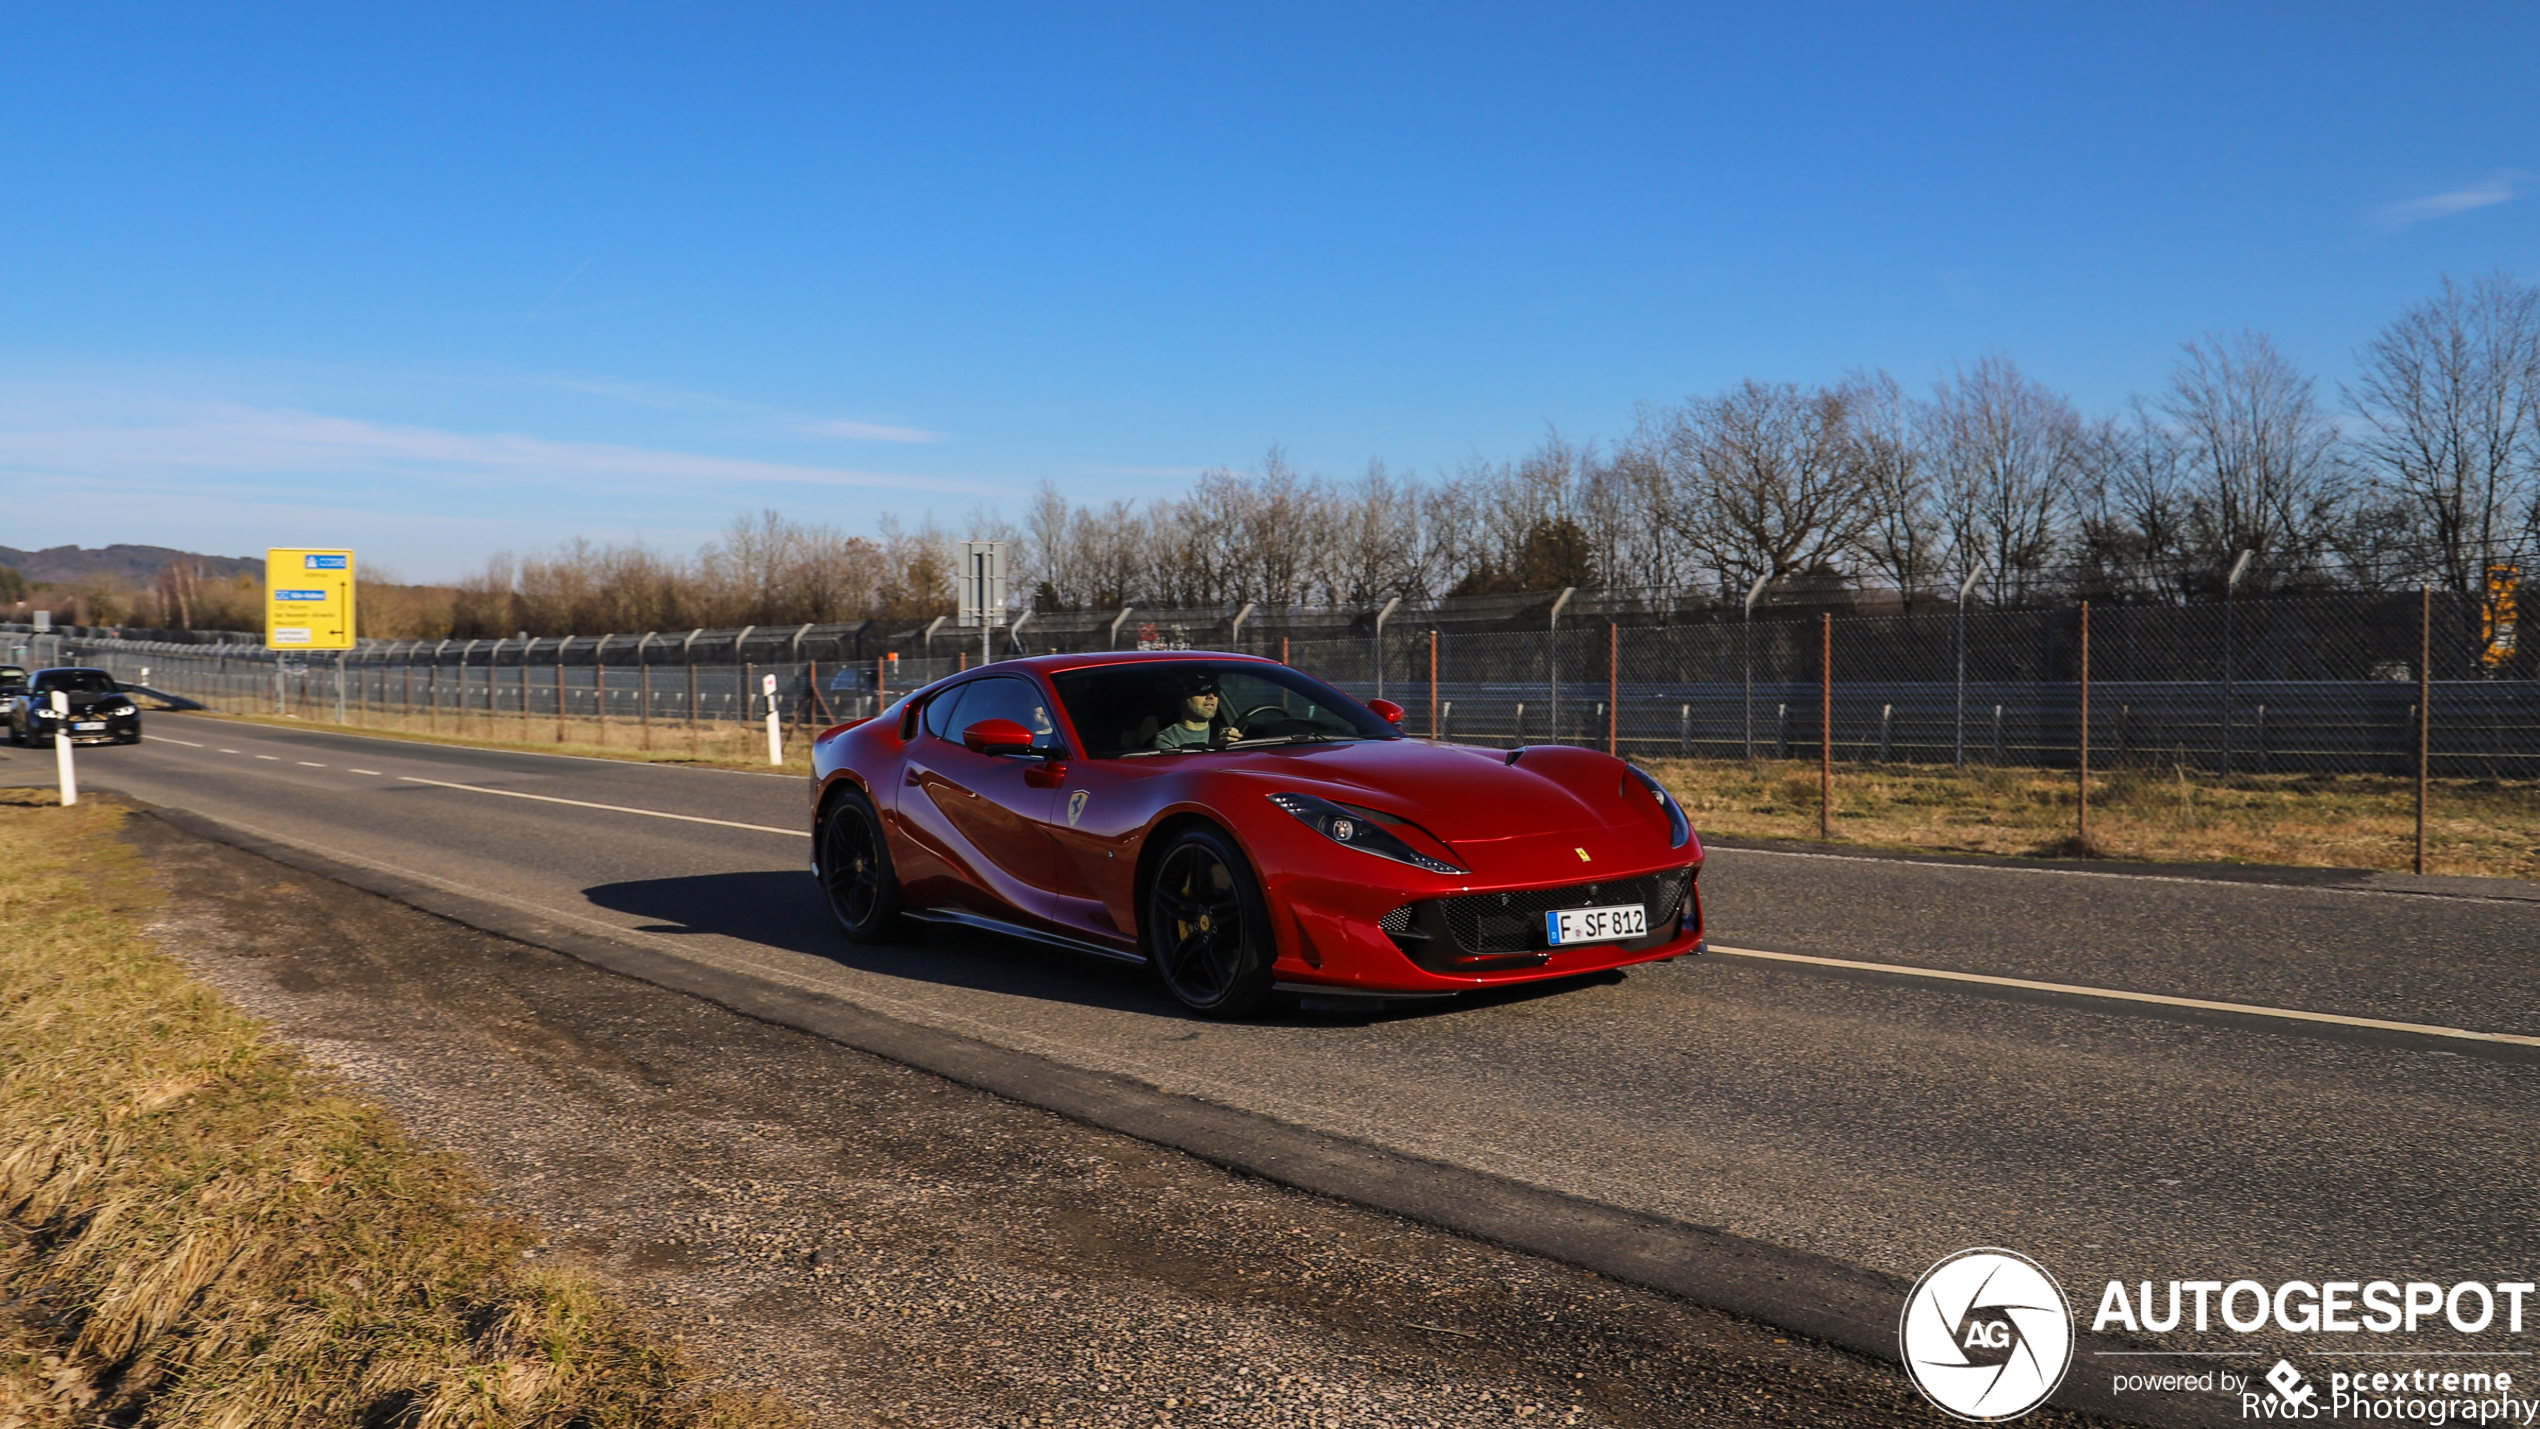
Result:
[1067, 790, 1090, 827]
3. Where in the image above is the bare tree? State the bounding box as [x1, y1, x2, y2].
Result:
[1844, 370, 1947, 606]
[1596, 419, 1690, 592]
[2161, 332, 2349, 584]
[1659, 379, 1875, 597]
[1237, 446, 1324, 606]
[1929, 356, 2084, 603]
[1325, 459, 1424, 604]
[2067, 403, 2190, 599]
[2347, 271, 2540, 595]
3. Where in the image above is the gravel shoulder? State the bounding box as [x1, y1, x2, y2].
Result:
[120, 810, 2116, 1428]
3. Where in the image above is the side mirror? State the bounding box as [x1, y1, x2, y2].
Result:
[962, 718, 1037, 755]
[1367, 698, 1406, 726]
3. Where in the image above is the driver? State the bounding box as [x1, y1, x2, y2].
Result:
[1152, 673, 1244, 751]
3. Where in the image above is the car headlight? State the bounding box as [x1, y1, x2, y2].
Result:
[32, 707, 60, 720]
[1266, 792, 1465, 875]
[1624, 765, 1693, 849]
[104, 704, 136, 716]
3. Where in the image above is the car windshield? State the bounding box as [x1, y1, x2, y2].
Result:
[0, 667, 25, 687]
[33, 670, 117, 695]
[1051, 661, 1398, 759]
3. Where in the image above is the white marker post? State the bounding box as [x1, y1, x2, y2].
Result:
[50, 690, 76, 807]
[762, 672, 782, 765]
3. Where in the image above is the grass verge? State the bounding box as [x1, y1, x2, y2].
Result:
[1644, 757, 2540, 879]
[0, 787, 799, 1427]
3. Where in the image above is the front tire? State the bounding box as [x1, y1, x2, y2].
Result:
[1144, 826, 1277, 1019]
[817, 789, 909, 943]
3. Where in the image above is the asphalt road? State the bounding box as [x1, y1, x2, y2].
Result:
[10, 717, 2538, 1378]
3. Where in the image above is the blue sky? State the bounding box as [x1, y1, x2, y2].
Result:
[4, 4, 2533, 581]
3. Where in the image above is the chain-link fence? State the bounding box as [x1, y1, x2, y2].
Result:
[6, 588, 2529, 777]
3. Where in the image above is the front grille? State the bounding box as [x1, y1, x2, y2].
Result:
[1439, 868, 1693, 955]
[1378, 865, 1696, 972]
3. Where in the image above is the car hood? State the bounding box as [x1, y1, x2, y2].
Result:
[1219, 738, 1628, 846]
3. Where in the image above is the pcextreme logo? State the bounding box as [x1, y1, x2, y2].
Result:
[1901, 1247, 2077, 1421]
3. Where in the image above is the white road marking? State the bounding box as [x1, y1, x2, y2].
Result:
[1709, 944, 2540, 1049]
[183, 715, 801, 778]
[1708, 844, 2531, 904]
[298, 761, 326, 767]
[145, 734, 205, 747]
[349, 768, 382, 776]
[255, 754, 279, 761]
[395, 775, 807, 837]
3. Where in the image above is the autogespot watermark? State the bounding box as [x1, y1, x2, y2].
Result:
[1901, 1248, 2077, 1421]
[1902, 1250, 2540, 1424]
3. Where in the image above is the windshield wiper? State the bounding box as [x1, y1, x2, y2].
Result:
[1232, 732, 1363, 748]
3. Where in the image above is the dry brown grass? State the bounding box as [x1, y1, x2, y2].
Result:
[0, 787, 800, 1427]
[1642, 757, 2540, 880]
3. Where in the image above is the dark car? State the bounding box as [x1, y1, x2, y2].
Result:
[8, 668, 143, 747]
[0, 665, 26, 697]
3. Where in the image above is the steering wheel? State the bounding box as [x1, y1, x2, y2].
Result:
[1232, 703, 1290, 738]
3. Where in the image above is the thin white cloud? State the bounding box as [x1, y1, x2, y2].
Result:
[532, 375, 945, 443]
[0, 403, 1002, 497]
[796, 418, 945, 444]
[2374, 170, 2528, 229]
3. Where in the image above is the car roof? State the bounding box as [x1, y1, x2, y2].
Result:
[34, 667, 113, 677]
[987, 649, 1281, 679]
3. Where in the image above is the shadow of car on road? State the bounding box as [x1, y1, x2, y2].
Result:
[581, 869, 1636, 1029]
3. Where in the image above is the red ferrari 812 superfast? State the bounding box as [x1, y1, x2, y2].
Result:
[808, 651, 1705, 1017]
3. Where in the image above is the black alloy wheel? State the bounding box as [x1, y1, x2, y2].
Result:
[1145, 827, 1276, 1019]
[817, 790, 908, 943]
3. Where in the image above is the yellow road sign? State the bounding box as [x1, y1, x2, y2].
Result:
[2483, 563, 2520, 670]
[265, 548, 357, 651]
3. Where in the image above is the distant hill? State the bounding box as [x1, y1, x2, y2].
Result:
[0, 544, 262, 586]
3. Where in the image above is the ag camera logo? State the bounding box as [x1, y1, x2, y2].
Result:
[1901, 1247, 2075, 1421]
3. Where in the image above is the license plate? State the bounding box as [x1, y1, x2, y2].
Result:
[1546, 903, 1646, 946]
[73, 722, 105, 731]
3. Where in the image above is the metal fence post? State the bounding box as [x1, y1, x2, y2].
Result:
[1428, 631, 1439, 738]
[2078, 600, 2091, 845]
[1607, 622, 1619, 757]
[1818, 613, 1832, 838]
[1547, 587, 1575, 742]
[1372, 596, 1400, 699]
[1742, 574, 1768, 761]
[2222, 549, 2252, 776]
[1953, 567, 1980, 767]
[2417, 585, 2431, 874]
